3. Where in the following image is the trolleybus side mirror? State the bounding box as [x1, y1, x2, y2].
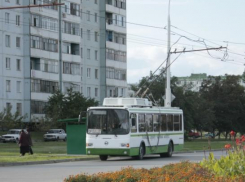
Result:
[78, 111, 87, 123]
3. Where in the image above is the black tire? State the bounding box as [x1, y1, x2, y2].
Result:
[166, 142, 173, 157]
[56, 137, 59, 141]
[160, 142, 173, 158]
[63, 137, 66, 142]
[99, 155, 108, 161]
[3, 141, 6, 143]
[138, 144, 145, 160]
[15, 138, 19, 143]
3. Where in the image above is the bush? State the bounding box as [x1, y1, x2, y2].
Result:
[200, 133, 245, 178]
[64, 161, 244, 182]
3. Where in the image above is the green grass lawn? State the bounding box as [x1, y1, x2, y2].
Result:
[182, 139, 232, 151]
[0, 131, 233, 163]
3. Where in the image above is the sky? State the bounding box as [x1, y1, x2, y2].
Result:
[127, 0, 245, 83]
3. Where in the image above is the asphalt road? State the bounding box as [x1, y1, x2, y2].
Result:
[0, 151, 225, 182]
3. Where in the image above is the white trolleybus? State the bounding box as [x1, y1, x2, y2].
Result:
[86, 97, 184, 161]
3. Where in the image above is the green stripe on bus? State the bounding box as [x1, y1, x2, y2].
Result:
[86, 144, 183, 156]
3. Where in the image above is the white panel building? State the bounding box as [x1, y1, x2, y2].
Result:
[0, 0, 127, 122]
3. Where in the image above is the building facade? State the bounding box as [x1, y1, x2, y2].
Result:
[0, 0, 127, 121]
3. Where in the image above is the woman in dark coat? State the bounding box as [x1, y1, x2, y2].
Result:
[19, 130, 29, 156]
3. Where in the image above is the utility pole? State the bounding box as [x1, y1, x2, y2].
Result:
[58, 0, 63, 92]
[165, 0, 172, 107]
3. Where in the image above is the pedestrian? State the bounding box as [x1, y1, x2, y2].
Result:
[18, 129, 29, 156]
[27, 128, 33, 155]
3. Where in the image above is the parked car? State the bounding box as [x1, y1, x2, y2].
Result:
[188, 131, 201, 138]
[1, 129, 25, 143]
[43, 129, 67, 141]
[204, 132, 214, 138]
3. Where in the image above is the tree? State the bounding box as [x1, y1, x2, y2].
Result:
[0, 105, 26, 130]
[199, 75, 245, 137]
[45, 88, 99, 121]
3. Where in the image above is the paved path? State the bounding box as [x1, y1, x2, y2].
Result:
[0, 151, 225, 182]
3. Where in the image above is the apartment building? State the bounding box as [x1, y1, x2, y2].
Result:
[0, 0, 127, 121]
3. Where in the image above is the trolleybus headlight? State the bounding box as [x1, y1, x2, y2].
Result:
[121, 143, 130, 148]
[86, 143, 93, 147]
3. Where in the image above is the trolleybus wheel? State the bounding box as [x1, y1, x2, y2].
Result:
[138, 144, 145, 160]
[99, 155, 108, 161]
[160, 142, 173, 157]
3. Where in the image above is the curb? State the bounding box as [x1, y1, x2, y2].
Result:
[0, 157, 99, 167]
[173, 149, 224, 154]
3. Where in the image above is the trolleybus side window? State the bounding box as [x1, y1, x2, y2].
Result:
[153, 114, 160, 132]
[145, 114, 153, 132]
[130, 113, 137, 133]
[160, 114, 167, 131]
[167, 115, 173, 131]
[173, 114, 180, 131]
[180, 114, 182, 131]
[138, 114, 145, 132]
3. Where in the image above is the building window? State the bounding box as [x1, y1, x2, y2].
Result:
[70, 3, 80, 16]
[87, 87, 91, 97]
[16, 0, 20, 4]
[95, 50, 98, 60]
[87, 49, 90, 59]
[17, 81, 21, 93]
[31, 79, 58, 93]
[63, 62, 80, 75]
[94, 32, 98, 42]
[16, 59, 21, 71]
[81, 67, 83, 81]
[86, 10, 90, 21]
[16, 37, 21, 48]
[81, 48, 83, 58]
[95, 69, 98, 79]
[31, 101, 47, 114]
[16, 103, 22, 115]
[95, 13, 98, 22]
[6, 80, 11, 92]
[63, 21, 79, 35]
[6, 58, 10, 69]
[87, 30, 90, 40]
[6, 103, 11, 110]
[95, 88, 98, 97]
[95, 0, 98, 4]
[16, 15, 20, 26]
[5, 13, 9, 24]
[5, 35, 10, 47]
[81, 28, 83, 38]
[31, 14, 40, 27]
[87, 68, 91, 78]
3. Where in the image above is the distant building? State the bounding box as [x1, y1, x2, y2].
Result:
[176, 73, 245, 92]
[0, 0, 127, 121]
[176, 73, 208, 92]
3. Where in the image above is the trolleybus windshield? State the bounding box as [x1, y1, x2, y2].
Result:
[87, 109, 129, 135]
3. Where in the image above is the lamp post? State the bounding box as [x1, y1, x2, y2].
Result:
[165, 0, 172, 107]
